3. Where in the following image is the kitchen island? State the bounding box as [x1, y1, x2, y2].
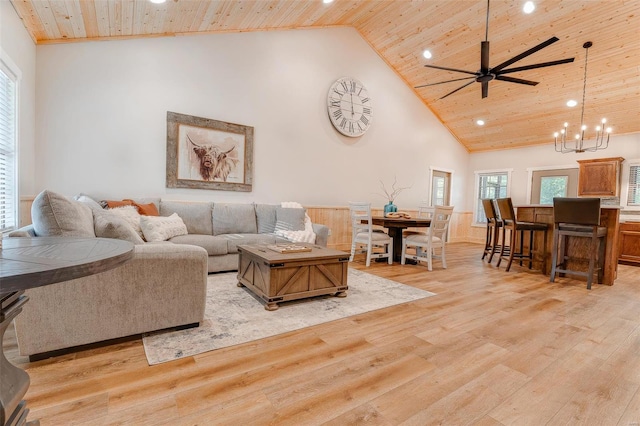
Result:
[516, 204, 621, 285]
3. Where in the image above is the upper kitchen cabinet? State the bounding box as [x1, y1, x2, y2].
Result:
[577, 157, 625, 197]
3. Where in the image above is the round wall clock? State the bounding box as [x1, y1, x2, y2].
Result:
[327, 77, 372, 137]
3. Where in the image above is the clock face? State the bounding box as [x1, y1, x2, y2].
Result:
[327, 77, 372, 137]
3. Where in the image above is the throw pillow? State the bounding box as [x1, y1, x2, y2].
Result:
[31, 190, 95, 237]
[139, 213, 188, 242]
[103, 199, 135, 209]
[107, 205, 144, 239]
[274, 207, 306, 232]
[124, 199, 159, 216]
[94, 214, 145, 245]
[73, 193, 104, 211]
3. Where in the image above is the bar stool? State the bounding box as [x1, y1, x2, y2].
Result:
[495, 198, 548, 272]
[481, 199, 502, 263]
[550, 197, 607, 289]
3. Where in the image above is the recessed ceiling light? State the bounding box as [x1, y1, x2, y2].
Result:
[566, 100, 577, 107]
[149, 0, 166, 3]
[323, 0, 334, 3]
[523, 1, 535, 14]
[476, 119, 485, 126]
[422, 50, 432, 59]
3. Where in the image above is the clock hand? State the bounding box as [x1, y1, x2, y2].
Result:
[350, 93, 355, 117]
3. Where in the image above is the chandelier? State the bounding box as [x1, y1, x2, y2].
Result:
[554, 41, 612, 153]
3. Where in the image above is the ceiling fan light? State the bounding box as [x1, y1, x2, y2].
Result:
[422, 50, 432, 59]
[566, 100, 577, 107]
[523, 1, 535, 14]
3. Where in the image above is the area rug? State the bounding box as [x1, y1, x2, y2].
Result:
[142, 269, 436, 365]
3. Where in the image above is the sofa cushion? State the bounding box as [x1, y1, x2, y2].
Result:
[223, 233, 279, 253]
[140, 213, 188, 242]
[212, 203, 257, 235]
[255, 204, 277, 234]
[94, 213, 145, 245]
[31, 190, 95, 237]
[160, 201, 213, 235]
[168, 234, 229, 256]
[274, 207, 306, 232]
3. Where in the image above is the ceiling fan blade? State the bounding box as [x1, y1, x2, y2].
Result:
[495, 75, 539, 86]
[481, 41, 490, 74]
[491, 36, 560, 73]
[439, 80, 476, 99]
[482, 81, 489, 98]
[496, 57, 575, 75]
[415, 76, 476, 89]
[424, 64, 478, 75]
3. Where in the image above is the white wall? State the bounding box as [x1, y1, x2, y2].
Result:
[0, 1, 37, 197]
[468, 133, 640, 208]
[34, 27, 469, 209]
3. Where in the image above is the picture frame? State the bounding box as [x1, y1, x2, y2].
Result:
[166, 111, 254, 192]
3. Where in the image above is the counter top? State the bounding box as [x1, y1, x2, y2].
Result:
[516, 204, 623, 209]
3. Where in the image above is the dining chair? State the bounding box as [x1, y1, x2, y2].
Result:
[495, 198, 548, 272]
[400, 206, 454, 271]
[348, 202, 393, 267]
[481, 198, 502, 263]
[550, 197, 607, 289]
[402, 204, 434, 238]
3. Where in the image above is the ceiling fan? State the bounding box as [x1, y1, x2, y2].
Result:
[415, 0, 575, 99]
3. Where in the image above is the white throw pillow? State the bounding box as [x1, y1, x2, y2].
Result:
[108, 205, 144, 239]
[140, 213, 188, 242]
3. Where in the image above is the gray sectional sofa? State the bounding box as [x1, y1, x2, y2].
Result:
[8, 190, 330, 358]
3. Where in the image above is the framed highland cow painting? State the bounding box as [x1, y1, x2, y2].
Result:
[166, 111, 254, 192]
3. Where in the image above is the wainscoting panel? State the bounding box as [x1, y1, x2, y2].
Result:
[18, 198, 481, 249]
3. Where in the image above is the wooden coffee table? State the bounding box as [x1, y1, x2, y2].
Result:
[237, 244, 349, 310]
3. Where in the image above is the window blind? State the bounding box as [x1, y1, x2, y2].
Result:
[0, 64, 17, 233]
[628, 165, 640, 206]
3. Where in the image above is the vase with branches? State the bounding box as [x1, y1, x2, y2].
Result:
[379, 177, 411, 216]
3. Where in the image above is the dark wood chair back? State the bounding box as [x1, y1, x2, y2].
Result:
[495, 198, 516, 225]
[481, 199, 497, 222]
[552, 197, 601, 226]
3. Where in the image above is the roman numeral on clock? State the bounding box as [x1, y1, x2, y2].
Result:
[360, 115, 369, 125]
[333, 109, 342, 119]
[330, 100, 340, 108]
[363, 107, 371, 115]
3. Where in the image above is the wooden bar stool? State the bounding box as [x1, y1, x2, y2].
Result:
[550, 197, 607, 289]
[481, 199, 502, 263]
[495, 198, 548, 272]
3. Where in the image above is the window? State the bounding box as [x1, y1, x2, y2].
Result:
[628, 164, 640, 206]
[539, 176, 568, 204]
[529, 167, 578, 204]
[475, 170, 510, 224]
[0, 59, 18, 233]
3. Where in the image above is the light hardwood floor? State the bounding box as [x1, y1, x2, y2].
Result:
[5, 242, 640, 425]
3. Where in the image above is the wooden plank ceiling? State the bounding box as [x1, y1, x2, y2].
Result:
[9, 0, 640, 152]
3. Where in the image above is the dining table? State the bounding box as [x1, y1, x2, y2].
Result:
[371, 216, 432, 262]
[0, 237, 134, 426]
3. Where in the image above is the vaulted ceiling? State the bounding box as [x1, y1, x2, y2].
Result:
[9, 0, 640, 152]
